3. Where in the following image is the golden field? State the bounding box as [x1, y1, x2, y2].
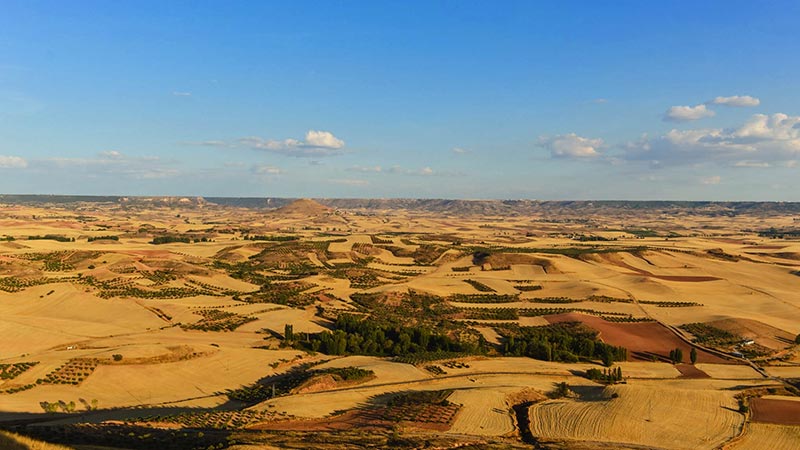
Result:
[0, 197, 798, 449]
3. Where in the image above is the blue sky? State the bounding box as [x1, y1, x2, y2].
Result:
[1, 1, 799, 200]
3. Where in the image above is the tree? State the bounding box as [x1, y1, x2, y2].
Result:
[284, 324, 294, 342]
[795, 334, 800, 345]
[690, 347, 698, 364]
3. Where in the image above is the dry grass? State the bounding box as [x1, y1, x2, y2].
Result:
[0, 430, 75, 450]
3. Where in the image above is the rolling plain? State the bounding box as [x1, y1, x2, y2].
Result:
[0, 196, 799, 449]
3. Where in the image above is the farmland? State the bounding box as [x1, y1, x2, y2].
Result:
[0, 197, 799, 449]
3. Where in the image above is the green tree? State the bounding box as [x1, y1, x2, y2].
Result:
[690, 347, 698, 364]
[795, 334, 800, 345]
[284, 324, 294, 342]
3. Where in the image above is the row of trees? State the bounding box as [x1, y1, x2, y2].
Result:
[668, 347, 698, 364]
[586, 366, 623, 383]
[295, 314, 485, 357]
[151, 235, 211, 244]
[500, 323, 627, 366]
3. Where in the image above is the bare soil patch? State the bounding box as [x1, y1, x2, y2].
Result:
[546, 312, 729, 364]
[675, 363, 710, 379]
[750, 397, 800, 425]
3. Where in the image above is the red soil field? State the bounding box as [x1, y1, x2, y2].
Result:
[750, 398, 800, 425]
[545, 312, 729, 364]
[675, 363, 710, 379]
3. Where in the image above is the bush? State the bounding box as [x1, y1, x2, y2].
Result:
[112, 354, 123, 362]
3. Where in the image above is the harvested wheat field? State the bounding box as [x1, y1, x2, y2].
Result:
[529, 383, 743, 449]
[1, 198, 800, 450]
[731, 423, 800, 450]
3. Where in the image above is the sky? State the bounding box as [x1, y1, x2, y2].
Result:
[1, 1, 799, 200]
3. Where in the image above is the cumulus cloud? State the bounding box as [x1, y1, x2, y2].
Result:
[304, 130, 344, 149]
[663, 104, 716, 122]
[239, 130, 345, 157]
[624, 113, 800, 167]
[539, 133, 603, 159]
[0, 155, 28, 169]
[710, 95, 760, 107]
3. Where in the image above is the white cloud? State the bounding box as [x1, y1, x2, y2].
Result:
[710, 95, 760, 107]
[0, 155, 27, 169]
[193, 140, 230, 148]
[239, 130, 346, 157]
[387, 166, 437, 176]
[539, 133, 603, 159]
[664, 104, 715, 122]
[592, 98, 609, 104]
[37, 154, 178, 179]
[733, 160, 770, 168]
[304, 130, 344, 149]
[625, 113, 800, 167]
[252, 165, 283, 175]
[452, 147, 470, 154]
[701, 175, 721, 185]
[347, 165, 382, 173]
[99, 150, 123, 159]
[329, 178, 369, 186]
[172, 91, 192, 97]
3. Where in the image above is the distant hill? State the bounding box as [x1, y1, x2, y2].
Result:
[1, 195, 800, 217]
[273, 198, 333, 216]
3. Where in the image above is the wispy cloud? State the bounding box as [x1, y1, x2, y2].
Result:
[0, 155, 28, 169]
[700, 175, 721, 185]
[329, 178, 369, 186]
[709, 95, 760, 107]
[347, 165, 382, 173]
[186, 130, 346, 157]
[36, 152, 179, 179]
[387, 165, 436, 176]
[190, 140, 230, 148]
[452, 147, 470, 154]
[252, 164, 283, 175]
[172, 91, 192, 97]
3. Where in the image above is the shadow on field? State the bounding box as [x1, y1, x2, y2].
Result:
[0, 432, 29, 450]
